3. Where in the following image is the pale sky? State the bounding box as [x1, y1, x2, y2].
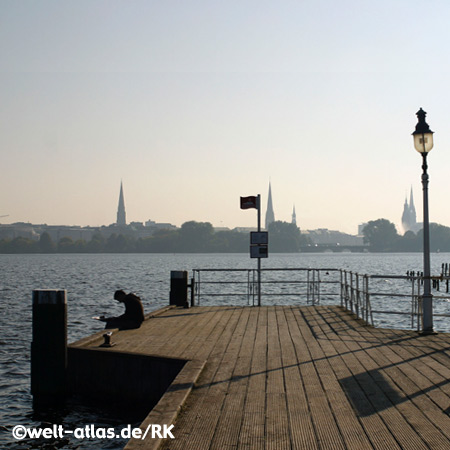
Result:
[1, 0, 450, 234]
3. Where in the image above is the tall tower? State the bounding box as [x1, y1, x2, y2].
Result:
[401, 195, 410, 233]
[401, 186, 418, 233]
[292, 204, 297, 225]
[265, 181, 275, 229]
[117, 181, 126, 226]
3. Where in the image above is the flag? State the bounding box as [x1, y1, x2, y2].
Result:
[240, 196, 258, 210]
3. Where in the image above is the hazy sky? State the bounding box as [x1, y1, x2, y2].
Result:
[1, 0, 450, 234]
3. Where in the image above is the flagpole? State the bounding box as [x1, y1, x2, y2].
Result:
[257, 194, 261, 307]
[240, 194, 263, 307]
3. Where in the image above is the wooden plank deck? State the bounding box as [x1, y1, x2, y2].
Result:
[76, 305, 450, 449]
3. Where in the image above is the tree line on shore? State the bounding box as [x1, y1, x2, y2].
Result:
[362, 218, 450, 252]
[0, 220, 309, 254]
[3, 218, 450, 254]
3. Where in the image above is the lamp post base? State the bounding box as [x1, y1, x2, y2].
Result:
[419, 329, 438, 336]
[421, 293, 434, 335]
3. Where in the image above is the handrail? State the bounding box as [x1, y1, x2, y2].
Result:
[192, 267, 342, 309]
[191, 267, 450, 330]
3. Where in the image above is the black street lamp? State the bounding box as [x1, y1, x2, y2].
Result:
[412, 108, 434, 334]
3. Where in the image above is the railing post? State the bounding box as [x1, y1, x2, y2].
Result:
[411, 275, 416, 329]
[197, 270, 201, 305]
[307, 270, 310, 304]
[345, 270, 349, 310]
[190, 277, 195, 307]
[248, 270, 251, 306]
[367, 276, 373, 325]
[349, 272, 353, 314]
[416, 280, 420, 330]
[254, 269, 257, 306]
[345, 270, 348, 309]
[355, 273, 360, 318]
[317, 270, 321, 305]
[363, 275, 368, 322]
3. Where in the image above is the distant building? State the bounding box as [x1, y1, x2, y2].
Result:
[304, 229, 364, 246]
[213, 227, 231, 232]
[292, 205, 297, 226]
[233, 227, 258, 233]
[265, 181, 275, 229]
[117, 181, 126, 226]
[0, 223, 39, 241]
[401, 187, 419, 233]
[40, 225, 97, 242]
[144, 220, 177, 232]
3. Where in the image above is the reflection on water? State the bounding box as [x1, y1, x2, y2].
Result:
[1, 252, 450, 448]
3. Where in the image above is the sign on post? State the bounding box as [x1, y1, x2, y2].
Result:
[250, 231, 268, 258]
[250, 245, 268, 258]
[250, 231, 268, 245]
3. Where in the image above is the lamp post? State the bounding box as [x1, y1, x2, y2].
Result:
[412, 108, 434, 334]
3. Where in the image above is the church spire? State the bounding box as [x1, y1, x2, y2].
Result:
[292, 204, 297, 225]
[401, 186, 417, 234]
[117, 181, 126, 226]
[265, 181, 275, 229]
[401, 194, 410, 233]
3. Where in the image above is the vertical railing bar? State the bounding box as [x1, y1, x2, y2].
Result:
[307, 269, 310, 304]
[355, 273, 360, 318]
[349, 271, 353, 314]
[411, 275, 415, 329]
[317, 269, 321, 305]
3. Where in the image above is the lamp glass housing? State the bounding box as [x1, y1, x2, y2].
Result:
[414, 132, 434, 153]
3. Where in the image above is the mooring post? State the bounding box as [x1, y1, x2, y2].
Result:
[31, 289, 67, 407]
[170, 271, 189, 307]
[190, 277, 195, 307]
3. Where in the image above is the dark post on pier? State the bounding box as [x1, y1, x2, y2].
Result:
[169, 271, 188, 307]
[31, 289, 67, 407]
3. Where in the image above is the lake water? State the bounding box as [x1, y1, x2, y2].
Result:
[2, 252, 450, 449]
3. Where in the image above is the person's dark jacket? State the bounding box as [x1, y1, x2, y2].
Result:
[120, 293, 145, 324]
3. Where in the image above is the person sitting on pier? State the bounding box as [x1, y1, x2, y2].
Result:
[103, 290, 145, 330]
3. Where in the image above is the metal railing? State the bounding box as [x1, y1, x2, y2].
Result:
[339, 270, 373, 325]
[340, 270, 450, 330]
[407, 273, 450, 331]
[192, 267, 342, 308]
[191, 267, 450, 330]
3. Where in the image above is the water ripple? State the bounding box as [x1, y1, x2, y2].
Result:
[2, 252, 450, 449]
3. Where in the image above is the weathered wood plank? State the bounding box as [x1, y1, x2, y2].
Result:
[307, 306, 403, 450]
[322, 306, 450, 447]
[76, 305, 450, 450]
[278, 306, 319, 450]
[238, 305, 267, 450]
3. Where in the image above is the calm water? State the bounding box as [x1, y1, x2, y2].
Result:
[2, 252, 450, 449]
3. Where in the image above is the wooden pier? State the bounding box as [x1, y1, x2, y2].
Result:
[71, 305, 450, 449]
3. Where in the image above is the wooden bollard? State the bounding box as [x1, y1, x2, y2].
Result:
[169, 271, 188, 307]
[31, 289, 67, 407]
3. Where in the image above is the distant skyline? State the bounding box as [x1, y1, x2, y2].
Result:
[2, 1, 450, 234]
[2, 180, 427, 237]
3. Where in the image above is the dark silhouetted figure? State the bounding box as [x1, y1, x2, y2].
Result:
[104, 290, 145, 330]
